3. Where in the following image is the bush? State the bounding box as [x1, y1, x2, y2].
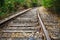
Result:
[31, 0, 38, 7]
[41, 0, 60, 13]
[41, 0, 54, 8]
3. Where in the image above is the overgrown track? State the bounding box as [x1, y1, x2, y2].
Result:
[0, 8, 51, 40]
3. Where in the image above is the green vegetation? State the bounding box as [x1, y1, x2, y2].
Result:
[41, 0, 54, 8]
[54, 0, 60, 12]
[1, 0, 60, 19]
[0, 0, 41, 19]
[31, 0, 40, 7]
[41, 0, 60, 13]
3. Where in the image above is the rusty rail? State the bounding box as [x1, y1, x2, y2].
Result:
[37, 10, 51, 40]
[0, 8, 31, 26]
[0, 8, 51, 40]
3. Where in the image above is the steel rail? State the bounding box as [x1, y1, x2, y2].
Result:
[0, 8, 31, 26]
[37, 10, 51, 40]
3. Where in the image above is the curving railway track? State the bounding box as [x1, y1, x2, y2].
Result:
[0, 8, 51, 40]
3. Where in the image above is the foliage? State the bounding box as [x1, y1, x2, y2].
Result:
[53, 0, 60, 12]
[0, 0, 41, 19]
[31, 0, 40, 7]
[41, 0, 60, 13]
[41, 0, 54, 8]
[0, 0, 5, 7]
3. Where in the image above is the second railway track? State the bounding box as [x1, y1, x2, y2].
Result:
[0, 8, 51, 40]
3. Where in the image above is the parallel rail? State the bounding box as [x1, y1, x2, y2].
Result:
[0, 8, 51, 40]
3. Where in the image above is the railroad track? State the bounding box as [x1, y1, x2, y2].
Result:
[0, 8, 51, 40]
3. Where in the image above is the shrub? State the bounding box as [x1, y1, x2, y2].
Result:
[31, 0, 38, 7]
[41, 0, 54, 8]
[41, 0, 60, 13]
